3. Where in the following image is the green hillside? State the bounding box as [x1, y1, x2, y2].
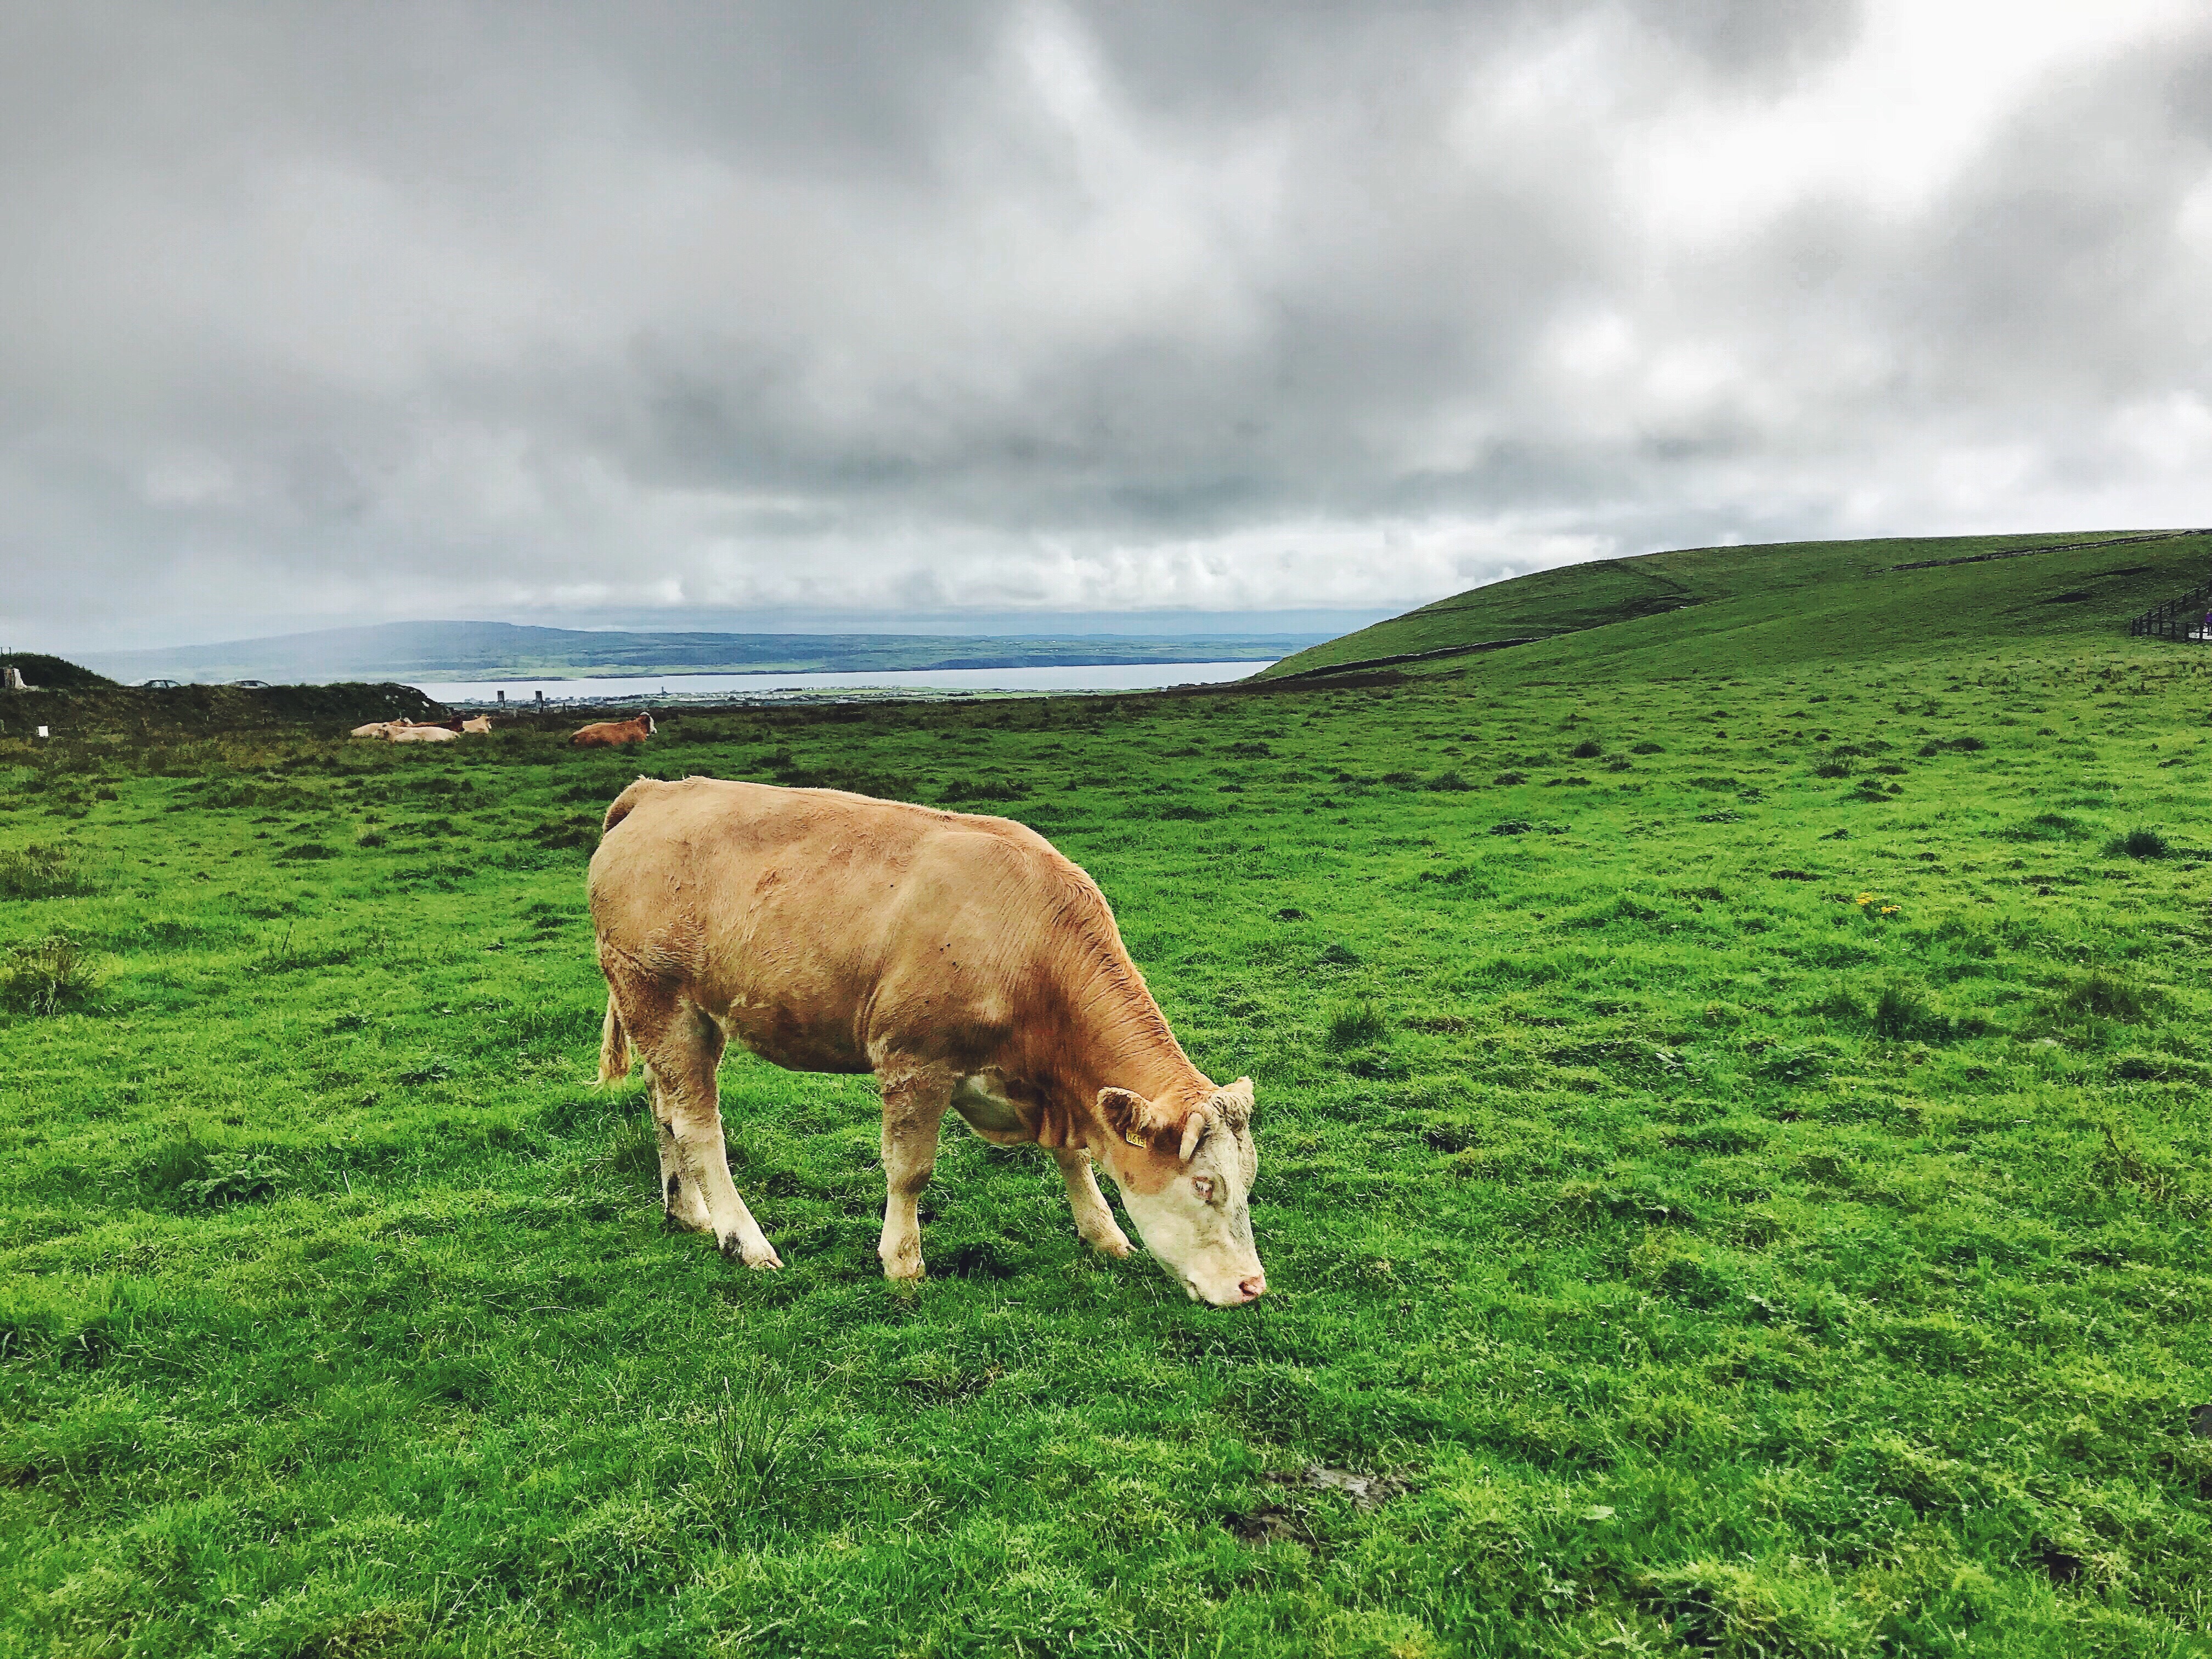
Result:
[1265, 529, 2209, 679]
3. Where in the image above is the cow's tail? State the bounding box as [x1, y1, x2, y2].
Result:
[598, 995, 631, 1086]
[601, 776, 656, 834]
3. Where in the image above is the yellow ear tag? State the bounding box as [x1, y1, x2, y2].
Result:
[1124, 1130, 1146, 1147]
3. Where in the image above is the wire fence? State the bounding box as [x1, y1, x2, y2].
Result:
[2128, 582, 2212, 641]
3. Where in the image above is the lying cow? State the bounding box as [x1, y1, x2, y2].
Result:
[572, 712, 655, 748]
[459, 715, 493, 735]
[590, 775, 1267, 1306]
[349, 720, 407, 739]
[390, 723, 459, 743]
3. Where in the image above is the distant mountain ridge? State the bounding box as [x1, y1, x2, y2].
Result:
[78, 620, 1322, 684]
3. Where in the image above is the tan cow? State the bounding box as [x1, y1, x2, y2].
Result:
[589, 776, 1267, 1306]
[571, 712, 655, 748]
[459, 715, 493, 735]
[349, 719, 407, 738]
[390, 723, 459, 743]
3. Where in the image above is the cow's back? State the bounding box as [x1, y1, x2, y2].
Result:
[589, 777, 1076, 1074]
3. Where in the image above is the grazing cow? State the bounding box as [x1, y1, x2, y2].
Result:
[590, 776, 1267, 1306]
[571, 712, 656, 748]
[459, 715, 493, 735]
[390, 723, 459, 743]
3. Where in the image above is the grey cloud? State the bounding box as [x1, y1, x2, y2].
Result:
[0, 1, 2204, 649]
[1621, 0, 1865, 88]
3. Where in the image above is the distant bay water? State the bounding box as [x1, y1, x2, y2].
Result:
[411, 660, 1272, 704]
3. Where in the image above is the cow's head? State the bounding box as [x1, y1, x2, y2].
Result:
[1098, 1078, 1265, 1306]
[640, 712, 657, 735]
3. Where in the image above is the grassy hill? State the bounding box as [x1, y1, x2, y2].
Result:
[80, 621, 1324, 685]
[1263, 528, 2210, 679]
[4, 537, 2211, 1655]
[0, 653, 117, 692]
[0, 676, 442, 739]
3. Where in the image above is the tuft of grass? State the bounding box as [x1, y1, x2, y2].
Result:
[2104, 826, 2168, 860]
[1568, 738, 1604, 759]
[179, 1150, 290, 1208]
[1997, 811, 2090, 842]
[691, 1374, 802, 1522]
[2061, 970, 2154, 1023]
[532, 814, 600, 850]
[0, 933, 99, 1015]
[0, 843, 104, 899]
[1870, 978, 1937, 1040]
[1323, 998, 1388, 1051]
[940, 777, 1026, 802]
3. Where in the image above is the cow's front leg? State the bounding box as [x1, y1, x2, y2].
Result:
[1052, 1147, 1132, 1257]
[877, 1067, 953, 1282]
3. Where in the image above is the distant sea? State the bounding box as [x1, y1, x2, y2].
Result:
[414, 660, 1273, 704]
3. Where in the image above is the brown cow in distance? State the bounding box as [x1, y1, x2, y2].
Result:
[571, 712, 655, 748]
[589, 775, 1267, 1306]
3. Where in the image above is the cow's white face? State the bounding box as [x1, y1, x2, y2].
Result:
[1101, 1080, 1265, 1307]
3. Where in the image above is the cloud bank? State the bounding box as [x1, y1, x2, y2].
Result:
[3, 0, 2207, 647]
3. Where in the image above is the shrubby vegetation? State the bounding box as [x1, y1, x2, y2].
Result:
[3, 538, 2211, 1655]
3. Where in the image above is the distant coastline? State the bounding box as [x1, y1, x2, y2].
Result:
[415, 661, 1274, 705]
[78, 619, 1325, 686]
[396, 650, 1290, 684]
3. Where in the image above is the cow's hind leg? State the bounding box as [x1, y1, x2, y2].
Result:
[1052, 1147, 1133, 1258]
[630, 1001, 781, 1269]
[647, 1073, 713, 1234]
[877, 1065, 954, 1282]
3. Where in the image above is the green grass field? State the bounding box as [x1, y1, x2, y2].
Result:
[5, 538, 2212, 1657]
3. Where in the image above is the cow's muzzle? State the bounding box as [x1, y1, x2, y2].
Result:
[1187, 1271, 1267, 1307]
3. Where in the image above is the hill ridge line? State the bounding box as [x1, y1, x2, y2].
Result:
[1887, 528, 2208, 572]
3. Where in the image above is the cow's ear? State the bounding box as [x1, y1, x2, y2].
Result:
[1178, 1111, 1206, 1163]
[1098, 1087, 1154, 1147]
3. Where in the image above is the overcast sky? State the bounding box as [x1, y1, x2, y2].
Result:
[5, 0, 2208, 649]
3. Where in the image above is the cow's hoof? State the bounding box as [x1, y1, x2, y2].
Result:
[720, 1235, 782, 1269]
[744, 1250, 783, 1272]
